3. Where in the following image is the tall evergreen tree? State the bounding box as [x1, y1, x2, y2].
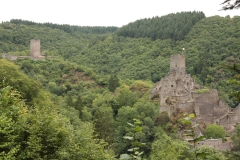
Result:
[66, 95, 73, 107]
[94, 107, 114, 145]
[108, 74, 120, 92]
[74, 95, 83, 118]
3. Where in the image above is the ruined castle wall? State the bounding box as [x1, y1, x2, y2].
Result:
[197, 139, 232, 151]
[2, 53, 7, 58]
[233, 104, 240, 115]
[219, 100, 230, 112]
[184, 74, 195, 90]
[217, 142, 232, 151]
[160, 78, 177, 105]
[197, 139, 222, 148]
[150, 80, 162, 100]
[194, 102, 217, 124]
[172, 93, 192, 104]
[2, 53, 18, 60]
[31, 56, 45, 61]
[175, 80, 186, 96]
[175, 101, 194, 113]
[2, 55, 45, 61]
[30, 39, 40, 57]
[7, 55, 18, 60]
[160, 80, 168, 105]
[229, 115, 240, 124]
[17, 56, 31, 59]
[159, 105, 171, 114]
[214, 105, 229, 119]
[192, 89, 219, 105]
[2, 40, 46, 61]
[219, 115, 229, 125]
[218, 99, 230, 112]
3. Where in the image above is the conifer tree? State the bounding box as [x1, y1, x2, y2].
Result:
[108, 74, 120, 92]
[74, 95, 83, 118]
[66, 95, 73, 107]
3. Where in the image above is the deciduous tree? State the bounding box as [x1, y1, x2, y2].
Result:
[205, 124, 226, 139]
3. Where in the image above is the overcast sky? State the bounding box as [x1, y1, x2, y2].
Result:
[1, 0, 239, 27]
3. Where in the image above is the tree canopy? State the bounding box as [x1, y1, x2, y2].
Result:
[205, 124, 226, 139]
[116, 11, 205, 41]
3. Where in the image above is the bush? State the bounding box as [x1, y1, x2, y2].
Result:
[205, 124, 226, 139]
[155, 111, 170, 126]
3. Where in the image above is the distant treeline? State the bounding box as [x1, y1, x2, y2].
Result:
[9, 19, 118, 34]
[116, 11, 205, 40]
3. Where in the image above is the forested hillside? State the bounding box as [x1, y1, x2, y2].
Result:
[0, 20, 116, 59]
[116, 11, 205, 40]
[0, 59, 114, 159]
[0, 11, 240, 159]
[69, 15, 240, 107]
[9, 19, 118, 34]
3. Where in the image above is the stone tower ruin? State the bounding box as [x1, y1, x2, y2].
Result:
[30, 39, 40, 57]
[150, 54, 195, 116]
[150, 53, 240, 134]
[2, 39, 46, 60]
[170, 54, 186, 77]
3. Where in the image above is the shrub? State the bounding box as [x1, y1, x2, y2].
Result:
[155, 111, 170, 126]
[205, 124, 226, 139]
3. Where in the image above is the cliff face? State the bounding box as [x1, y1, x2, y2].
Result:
[150, 54, 240, 133]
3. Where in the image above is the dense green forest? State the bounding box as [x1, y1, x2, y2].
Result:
[0, 11, 240, 159]
[116, 11, 205, 40]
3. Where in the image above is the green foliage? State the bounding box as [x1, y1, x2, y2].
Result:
[10, 19, 118, 35]
[0, 69, 115, 159]
[205, 124, 226, 139]
[224, 150, 240, 160]
[120, 119, 145, 160]
[115, 106, 139, 155]
[74, 95, 83, 118]
[150, 134, 189, 160]
[197, 146, 226, 160]
[0, 59, 40, 103]
[182, 114, 211, 160]
[94, 107, 114, 144]
[155, 111, 170, 126]
[237, 123, 240, 136]
[226, 63, 240, 103]
[108, 74, 120, 92]
[116, 11, 205, 41]
[0, 84, 23, 159]
[194, 87, 210, 94]
[115, 86, 137, 108]
[231, 124, 240, 151]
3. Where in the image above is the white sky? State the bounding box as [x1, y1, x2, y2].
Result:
[1, 0, 239, 27]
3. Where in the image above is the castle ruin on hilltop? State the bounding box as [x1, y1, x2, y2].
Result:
[150, 53, 240, 151]
[150, 54, 240, 134]
[2, 39, 45, 60]
[30, 39, 41, 57]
